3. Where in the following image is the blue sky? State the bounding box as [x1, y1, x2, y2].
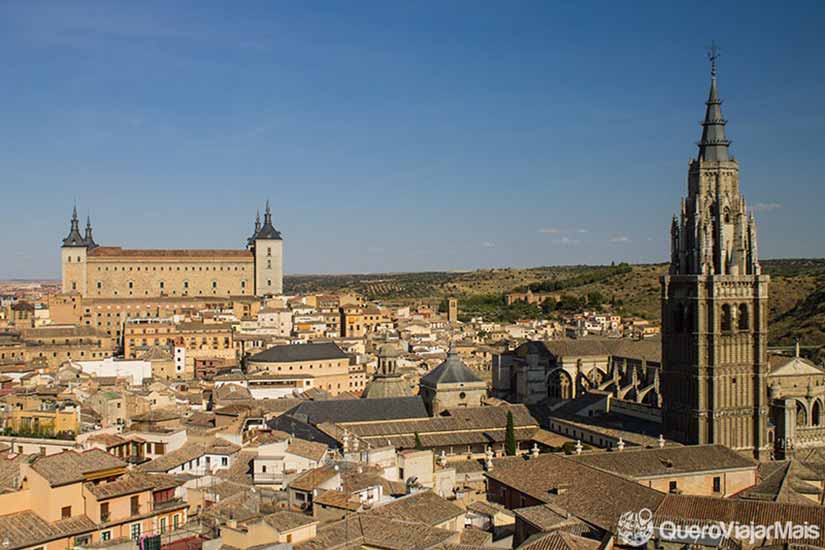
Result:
[1, 1, 823, 278]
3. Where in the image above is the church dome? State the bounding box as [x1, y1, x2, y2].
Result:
[420, 343, 482, 387]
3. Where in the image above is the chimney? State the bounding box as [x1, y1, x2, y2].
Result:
[549, 484, 569, 495]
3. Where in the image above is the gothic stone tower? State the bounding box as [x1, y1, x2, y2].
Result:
[661, 51, 770, 460]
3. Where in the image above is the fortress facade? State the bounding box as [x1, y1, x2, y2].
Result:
[61, 202, 283, 299]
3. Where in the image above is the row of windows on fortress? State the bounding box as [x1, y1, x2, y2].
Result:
[66, 258, 253, 271]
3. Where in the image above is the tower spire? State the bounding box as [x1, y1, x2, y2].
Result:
[62, 204, 86, 247]
[697, 42, 731, 162]
[84, 215, 97, 249]
[253, 200, 282, 241]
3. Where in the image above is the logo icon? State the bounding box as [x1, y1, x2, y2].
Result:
[618, 508, 654, 547]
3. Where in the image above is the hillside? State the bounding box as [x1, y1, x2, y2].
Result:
[284, 258, 825, 350]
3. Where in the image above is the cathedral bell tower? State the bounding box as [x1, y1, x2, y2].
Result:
[661, 48, 770, 460]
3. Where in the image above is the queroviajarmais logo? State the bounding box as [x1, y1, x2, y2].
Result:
[617, 508, 654, 547]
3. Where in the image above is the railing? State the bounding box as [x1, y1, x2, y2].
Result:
[253, 472, 285, 484]
[787, 426, 825, 448]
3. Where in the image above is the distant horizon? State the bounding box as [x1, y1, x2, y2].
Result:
[3, 256, 823, 283]
[2, 2, 824, 278]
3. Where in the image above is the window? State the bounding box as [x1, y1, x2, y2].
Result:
[131, 495, 140, 515]
[212, 280, 217, 289]
[173, 514, 180, 529]
[669, 481, 678, 493]
[160, 281, 165, 290]
[262, 465, 267, 473]
[101, 531, 111, 542]
[713, 476, 721, 493]
[160, 517, 167, 534]
[97, 281, 102, 289]
[62, 506, 72, 519]
[221, 456, 228, 466]
[128, 280, 134, 289]
[130, 523, 141, 541]
[738, 304, 749, 330]
[74, 535, 91, 546]
[721, 304, 732, 332]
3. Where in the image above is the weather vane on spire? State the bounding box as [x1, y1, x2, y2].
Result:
[707, 41, 720, 78]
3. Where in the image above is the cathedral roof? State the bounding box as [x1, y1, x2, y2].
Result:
[420, 343, 483, 387]
[697, 47, 732, 162]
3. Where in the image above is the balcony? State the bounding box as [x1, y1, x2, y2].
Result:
[153, 497, 186, 513]
[253, 472, 285, 485]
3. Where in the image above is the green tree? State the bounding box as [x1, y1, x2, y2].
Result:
[414, 432, 424, 450]
[504, 411, 517, 456]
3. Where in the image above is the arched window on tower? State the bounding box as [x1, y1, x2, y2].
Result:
[813, 400, 822, 427]
[723, 207, 731, 224]
[721, 304, 732, 332]
[738, 304, 749, 331]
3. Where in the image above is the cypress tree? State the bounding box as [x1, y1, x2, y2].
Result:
[505, 411, 517, 456]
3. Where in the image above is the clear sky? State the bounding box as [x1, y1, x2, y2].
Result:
[1, 1, 823, 278]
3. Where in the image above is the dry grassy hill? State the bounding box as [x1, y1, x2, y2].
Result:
[285, 258, 825, 350]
